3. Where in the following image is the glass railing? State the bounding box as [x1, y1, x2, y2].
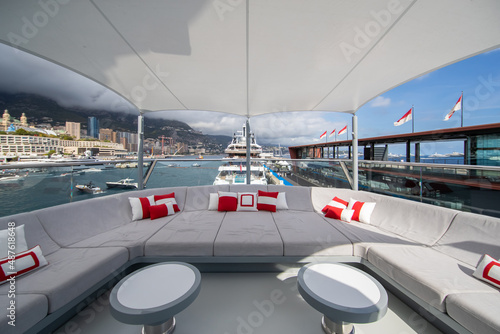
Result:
[1, 157, 499, 218]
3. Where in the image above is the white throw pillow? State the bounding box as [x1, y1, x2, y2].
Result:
[348, 198, 376, 224]
[0, 225, 28, 258]
[208, 193, 219, 211]
[276, 192, 289, 210]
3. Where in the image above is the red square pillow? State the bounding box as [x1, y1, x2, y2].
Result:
[237, 192, 258, 212]
[325, 207, 355, 223]
[218, 191, 238, 211]
[129, 196, 155, 220]
[149, 203, 177, 220]
[322, 196, 348, 213]
[257, 190, 279, 212]
[155, 193, 180, 212]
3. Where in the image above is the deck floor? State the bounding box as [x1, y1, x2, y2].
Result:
[55, 270, 443, 334]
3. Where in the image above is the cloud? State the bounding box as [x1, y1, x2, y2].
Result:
[370, 96, 391, 107]
[0, 43, 136, 114]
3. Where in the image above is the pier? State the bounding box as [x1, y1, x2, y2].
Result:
[289, 123, 500, 166]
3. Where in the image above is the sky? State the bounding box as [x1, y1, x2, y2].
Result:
[0, 42, 499, 154]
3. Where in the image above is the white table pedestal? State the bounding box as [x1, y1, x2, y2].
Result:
[143, 317, 175, 334]
[322, 315, 354, 334]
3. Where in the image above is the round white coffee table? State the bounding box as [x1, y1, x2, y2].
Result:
[297, 263, 388, 334]
[110, 262, 201, 334]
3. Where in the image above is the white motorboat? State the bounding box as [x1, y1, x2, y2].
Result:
[106, 178, 138, 189]
[75, 182, 103, 194]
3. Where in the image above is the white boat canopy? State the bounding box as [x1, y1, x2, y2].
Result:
[1, 0, 500, 117]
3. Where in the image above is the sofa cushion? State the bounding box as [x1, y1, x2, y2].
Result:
[269, 185, 313, 211]
[68, 217, 175, 259]
[368, 245, 498, 312]
[272, 211, 352, 257]
[433, 212, 500, 267]
[0, 293, 48, 334]
[325, 219, 416, 258]
[446, 292, 500, 334]
[145, 210, 225, 256]
[0, 213, 60, 256]
[184, 185, 230, 212]
[214, 212, 283, 256]
[0, 247, 128, 313]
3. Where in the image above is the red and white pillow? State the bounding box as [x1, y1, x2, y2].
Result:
[348, 198, 376, 224]
[473, 254, 500, 289]
[257, 190, 279, 212]
[237, 192, 258, 212]
[154, 193, 180, 213]
[0, 245, 48, 284]
[218, 191, 238, 211]
[149, 203, 177, 220]
[325, 207, 355, 223]
[322, 196, 349, 213]
[129, 196, 155, 220]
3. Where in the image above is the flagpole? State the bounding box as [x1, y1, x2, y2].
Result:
[460, 91, 464, 127]
[412, 105, 414, 133]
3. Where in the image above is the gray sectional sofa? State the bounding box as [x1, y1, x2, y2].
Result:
[1, 184, 499, 334]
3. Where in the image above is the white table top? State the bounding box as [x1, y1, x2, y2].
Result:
[301, 263, 381, 309]
[117, 263, 197, 309]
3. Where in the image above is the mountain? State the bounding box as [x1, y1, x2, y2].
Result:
[0, 92, 231, 149]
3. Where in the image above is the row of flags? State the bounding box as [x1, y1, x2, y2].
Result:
[320, 93, 463, 139]
[320, 125, 347, 139]
[394, 93, 463, 127]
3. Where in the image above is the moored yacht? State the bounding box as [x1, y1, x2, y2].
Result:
[214, 124, 268, 185]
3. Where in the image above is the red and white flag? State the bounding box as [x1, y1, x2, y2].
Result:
[319, 131, 327, 139]
[444, 95, 462, 121]
[394, 108, 412, 126]
[329, 129, 336, 137]
[338, 125, 347, 135]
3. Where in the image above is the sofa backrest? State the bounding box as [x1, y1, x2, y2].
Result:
[311, 187, 458, 246]
[433, 212, 500, 267]
[35, 194, 130, 247]
[184, 185, 229, 211]
[368, 193, 459, 246]
[0, 212, 60, 255]
[268, 185, 314, 211]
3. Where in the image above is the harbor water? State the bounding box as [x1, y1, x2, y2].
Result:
[0, 159, 224, 217]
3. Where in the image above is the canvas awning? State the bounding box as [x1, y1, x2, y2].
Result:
[1, 0, 499, 117]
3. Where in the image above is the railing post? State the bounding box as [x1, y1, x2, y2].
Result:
[352, 114, 358, 191]
[137, 112, 144, 190]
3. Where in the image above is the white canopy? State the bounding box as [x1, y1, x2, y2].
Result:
[1, 0, 500, 117]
